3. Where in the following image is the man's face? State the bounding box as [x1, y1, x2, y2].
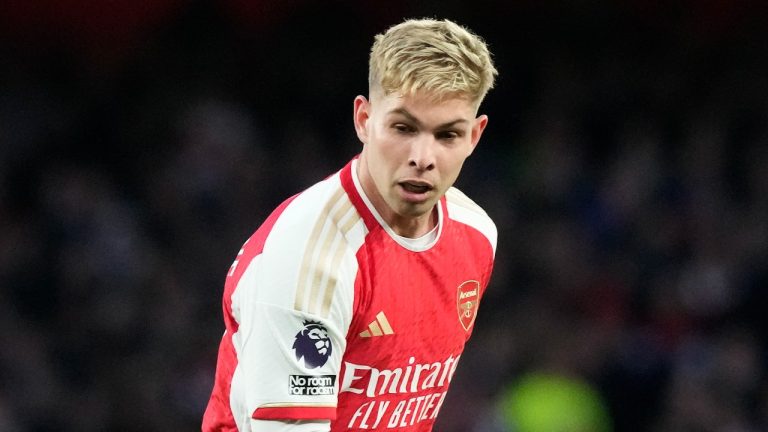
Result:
[354, 90, 488, 224]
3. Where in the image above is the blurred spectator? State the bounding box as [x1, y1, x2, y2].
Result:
[497, 372, 612, 432]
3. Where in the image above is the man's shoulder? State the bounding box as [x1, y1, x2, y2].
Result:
[280, 171, 348, 220]
[254, 170, 366, 255]
[232, 170, 365, 317]
[444, 186, 497, 253]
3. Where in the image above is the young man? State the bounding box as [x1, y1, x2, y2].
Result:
[203, 18, 498, 431]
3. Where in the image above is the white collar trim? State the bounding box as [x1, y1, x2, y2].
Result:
[350, 159, 442, 252]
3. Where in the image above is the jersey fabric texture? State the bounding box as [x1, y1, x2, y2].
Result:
[203, 158, 497, 431]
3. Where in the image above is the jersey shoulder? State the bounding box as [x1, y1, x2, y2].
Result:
[445, 186, 497, 255]
[234, 171, 367, 317]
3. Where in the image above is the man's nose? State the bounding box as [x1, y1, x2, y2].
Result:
[408, 136, 436, 171]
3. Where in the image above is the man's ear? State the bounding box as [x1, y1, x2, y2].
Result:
[468, 114, 489, 155]
[353, 95, 370, 144]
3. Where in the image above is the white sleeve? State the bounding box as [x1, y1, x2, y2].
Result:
[226, 180, 363, 429]
[228, 263, 348, 425]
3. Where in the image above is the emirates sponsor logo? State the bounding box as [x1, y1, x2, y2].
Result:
[340, 355, 461, 429]
[348, 392, 447, 429]
[457, 280, 480, 331]
[341, 355, 460, 397]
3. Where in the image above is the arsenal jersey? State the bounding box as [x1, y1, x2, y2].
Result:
[203, 158, 497, 431]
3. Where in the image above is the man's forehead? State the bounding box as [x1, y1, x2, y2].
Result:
[376, 94, 476, 124]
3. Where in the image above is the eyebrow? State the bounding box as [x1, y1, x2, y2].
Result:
[388, 108, 469, 129]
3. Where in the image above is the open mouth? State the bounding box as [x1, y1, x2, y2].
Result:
[399, 181, 433, 194]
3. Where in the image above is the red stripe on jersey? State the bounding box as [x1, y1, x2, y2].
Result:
[339, 160, 377, 232]
[339, 159, 448, 234]
[202, 194, 299, 432]
[252, 406, 337, 421]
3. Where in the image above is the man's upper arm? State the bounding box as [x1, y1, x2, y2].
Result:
[225, 184, 362, 427]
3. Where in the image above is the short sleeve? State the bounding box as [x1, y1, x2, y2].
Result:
[227, 255, 351, 424]
[208, 176, 364, 430]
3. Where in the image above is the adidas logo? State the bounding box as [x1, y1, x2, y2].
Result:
[359, 311, 394, 337]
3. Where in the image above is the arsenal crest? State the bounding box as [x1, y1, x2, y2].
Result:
[457, 280, 480, 331]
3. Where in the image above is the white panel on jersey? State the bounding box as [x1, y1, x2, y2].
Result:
[445, 187, 498, 255]
[229, 299, 346, 425]
[246, 172, 358, 329]
[227, 170, 369, 426]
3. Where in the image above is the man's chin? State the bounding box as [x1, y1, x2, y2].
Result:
[394, 201, 436, 219]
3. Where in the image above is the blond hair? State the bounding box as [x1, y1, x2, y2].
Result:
[369, 18, 497, 107]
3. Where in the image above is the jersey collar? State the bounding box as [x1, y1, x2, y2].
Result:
[339, 157, 446, 252]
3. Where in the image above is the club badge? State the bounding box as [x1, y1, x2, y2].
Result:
[457, 280, 480, 331]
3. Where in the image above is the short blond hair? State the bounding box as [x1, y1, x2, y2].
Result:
[369, 18, 497, 107]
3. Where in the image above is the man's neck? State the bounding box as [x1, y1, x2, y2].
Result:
[387, 208, 437, 238]
[355, 157, 437, 239]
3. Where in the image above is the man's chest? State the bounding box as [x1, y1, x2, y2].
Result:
[332, 234, 486, 430]
[348, 234, 484, 355]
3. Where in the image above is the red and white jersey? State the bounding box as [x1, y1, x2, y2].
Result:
[203, 158, 497, 431]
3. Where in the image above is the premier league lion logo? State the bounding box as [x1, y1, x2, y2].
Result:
[293, 321, 332, 369]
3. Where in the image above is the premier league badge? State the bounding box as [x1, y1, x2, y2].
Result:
[293, 321, 332, 369]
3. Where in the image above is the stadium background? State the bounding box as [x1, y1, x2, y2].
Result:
[1, 1, 767, 430]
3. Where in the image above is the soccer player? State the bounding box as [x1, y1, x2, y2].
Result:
[203, 18, 498, 431]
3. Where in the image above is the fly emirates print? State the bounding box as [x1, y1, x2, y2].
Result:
[340, 354, 462, 429]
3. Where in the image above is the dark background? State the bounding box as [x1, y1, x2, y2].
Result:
[1, 1, 767, 430]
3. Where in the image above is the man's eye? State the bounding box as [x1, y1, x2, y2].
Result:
[436, 131, 459, 140]
[394, 124, 414, 133]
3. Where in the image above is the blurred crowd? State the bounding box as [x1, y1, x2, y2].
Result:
[1, 1, 767, 431]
